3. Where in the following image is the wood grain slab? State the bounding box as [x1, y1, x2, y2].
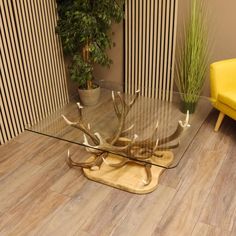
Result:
[83, 152, 173, 194]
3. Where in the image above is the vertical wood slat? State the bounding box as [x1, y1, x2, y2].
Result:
[12, 1, 37, 123]
[131, 0, 135, 95]
[149, 0, 155, 98]
[125, 0, 178, 101]
[1, 2, 23, 135]
[0, 39, 15, 140]
[134, 0, 139, 92]
[20, 0, 39, 122]
[26, 0, 47, 119]
[46, 0, 62, 107]
[141, 1, 146, 96]
[124, 0, 128, 94]
[0, 65, 11, 142]
[28, 0, 47, 120]
[155, 0, 162, 99]
[152, 0, 158, 98]
[53, 0, 68, 106]
[170, 0, 179, 101]
[3, 0, 27, 127]
[35, 0, 55, 115]
[144, 0, 150, 97]
[0, 0, 68, 144]
[128, 0, 132, 95]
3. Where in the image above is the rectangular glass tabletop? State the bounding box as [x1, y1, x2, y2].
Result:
[25, 86, 211, 169]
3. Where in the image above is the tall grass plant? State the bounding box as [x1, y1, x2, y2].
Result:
[176, 0, 209, 108]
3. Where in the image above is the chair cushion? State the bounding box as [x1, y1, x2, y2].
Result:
[218, 91, 236, 110]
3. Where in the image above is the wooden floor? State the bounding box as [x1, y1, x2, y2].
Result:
[0, 109, 236, 236]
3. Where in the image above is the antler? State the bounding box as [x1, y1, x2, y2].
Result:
[62, 103, 99, 145]
[111, 90, 140, 144]
[66, 149, 107, 170]
[62, 91, 191, 186]
[159, 110, 190, 145]
[83, 132, 138, 155]
[111, 90, 140, 119]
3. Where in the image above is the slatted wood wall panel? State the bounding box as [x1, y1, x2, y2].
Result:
[0, 0, 68, 144]
[125, 0, 178, 101]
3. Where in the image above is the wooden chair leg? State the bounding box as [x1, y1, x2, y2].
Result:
[214, 112, 225, 132]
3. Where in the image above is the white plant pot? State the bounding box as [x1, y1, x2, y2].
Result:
[78, 86, 100, 106]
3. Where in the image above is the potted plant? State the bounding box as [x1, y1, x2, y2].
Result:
[56, 0, 124, 105]
[175, 0, 209, 113]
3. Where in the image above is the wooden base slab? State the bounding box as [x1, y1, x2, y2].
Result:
[83, 151, 173, 194]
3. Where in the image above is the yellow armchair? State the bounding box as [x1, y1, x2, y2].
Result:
[210, 58, 236, 131]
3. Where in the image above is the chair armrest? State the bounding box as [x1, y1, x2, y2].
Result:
[210, 58, 236, 101]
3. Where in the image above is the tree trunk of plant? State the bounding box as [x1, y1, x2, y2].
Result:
[87, 80, 93, 89]
[82, 38, 93, 90]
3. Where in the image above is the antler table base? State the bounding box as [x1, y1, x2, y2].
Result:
[82, 151, 173, 194]
[63, 90, 190, 194]
[66, 149, 173, 194]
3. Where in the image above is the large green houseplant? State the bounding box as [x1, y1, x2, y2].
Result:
[56, 0, 124, 105]
[175, 0, 209, 113]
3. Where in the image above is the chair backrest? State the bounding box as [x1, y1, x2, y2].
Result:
[210, 58, 236, 101]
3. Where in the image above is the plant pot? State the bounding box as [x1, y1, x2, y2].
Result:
[78, 86, 100, 106]
[181, 101, 197, 114]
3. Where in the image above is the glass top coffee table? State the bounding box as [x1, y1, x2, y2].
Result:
[26, 86, 211, 194]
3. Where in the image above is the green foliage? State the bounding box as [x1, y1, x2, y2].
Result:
[56, 0, 124, 89]
[175, 0, 209, 103]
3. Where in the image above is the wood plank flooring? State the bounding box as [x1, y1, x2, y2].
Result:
[0, 109, 235, 235]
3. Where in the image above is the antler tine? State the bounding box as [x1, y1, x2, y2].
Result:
[159, 112, 190, 145]
[123, 90, 140, 117]
[112, 90, 140, 119]
[76, 102, 83, 119]
[62, 115, 73, 126]
[61, 115, 99, 145]
[142, 164, 152, 186]
[134, 120, 159, 148]
[66, 150, 105, 170]
[153, 138, 159, 152]
[112, 91, 121, 119]
[121, 124, 134, 135]
[129, 89, 140, 107]
[179, 110, 190, 128]
[111, 90, 140, 144]
[87, 123, 91, 130]
[111, 92, 126, 144]
[83, 134, 103, 154]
